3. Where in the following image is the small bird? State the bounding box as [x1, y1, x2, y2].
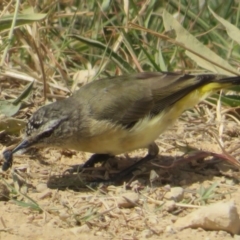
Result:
[2, 72, 240, 181]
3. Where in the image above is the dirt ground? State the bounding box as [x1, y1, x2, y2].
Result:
[1, 111, 240, 240]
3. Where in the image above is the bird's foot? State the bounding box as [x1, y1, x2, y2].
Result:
[64, 153, 112, 174]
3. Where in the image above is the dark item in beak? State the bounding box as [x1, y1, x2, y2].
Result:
[2, 140, 30, 171]
[2, 150, 13, 171]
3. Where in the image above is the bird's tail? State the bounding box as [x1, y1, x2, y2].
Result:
[198, 75, 240, 94]
[215, 75, 240, 85]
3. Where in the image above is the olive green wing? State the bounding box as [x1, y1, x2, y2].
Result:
[76, 72, 216, 128]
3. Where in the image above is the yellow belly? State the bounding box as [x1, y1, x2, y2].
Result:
[70, 88, 211, 154]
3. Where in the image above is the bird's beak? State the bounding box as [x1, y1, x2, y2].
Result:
[12, 139, 30, 154]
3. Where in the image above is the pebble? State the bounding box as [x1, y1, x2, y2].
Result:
[234, 234, 240, 240]
[164, 187, 184, 202]
[174, 200, 240, 234]
[70, 225, 90, 235]
[117, 192, 139, 208]
[165, 225, 176, 234]
[36, 183, 48, 193]
[141, 229, 153, 238]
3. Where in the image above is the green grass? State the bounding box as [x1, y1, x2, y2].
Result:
[1, 0, 239, 88]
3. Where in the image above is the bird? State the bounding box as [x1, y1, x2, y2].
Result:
[2, 72, 240, 181]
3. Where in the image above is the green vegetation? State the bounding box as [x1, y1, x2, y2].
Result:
[1, 0, 240, 90]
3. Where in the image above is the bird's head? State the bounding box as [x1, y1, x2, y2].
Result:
[12, 102, 71, 155]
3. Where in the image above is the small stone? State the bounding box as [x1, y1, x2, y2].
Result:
[95, 231, 104, 236]
[234, 234, 240, 240]
[164, 200, 176, 212]
[117, 192, 139, 208]
[70, 225, 90, 235]
[218, 230, 229, 237]
[38, 190, 52, 199]
[147, 216, 158, 224]
[174, 200, 240, 234]
[163, 184, 171, 191]
[141, 229, 153, 238]
[59, 209, 69, 220]
[165, 225, 176, 234]
[164, 187, 184, 202]
[36, 183, 48, 193]
[226, 179, 235, 186]
[209, 231, 218, 238]
[220, 177, 226, 183]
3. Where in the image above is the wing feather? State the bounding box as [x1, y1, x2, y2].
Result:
[74, 72, 217, 128]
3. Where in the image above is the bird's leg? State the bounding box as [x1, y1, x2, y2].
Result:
[82, 153, 112, 168]
[109, 142, 159, 181]
[66, 153, 112, 173]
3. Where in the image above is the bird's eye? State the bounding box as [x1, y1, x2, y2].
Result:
[40, 130, 53, 138]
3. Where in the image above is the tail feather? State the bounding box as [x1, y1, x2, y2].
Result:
[215, 75, 240, 85]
